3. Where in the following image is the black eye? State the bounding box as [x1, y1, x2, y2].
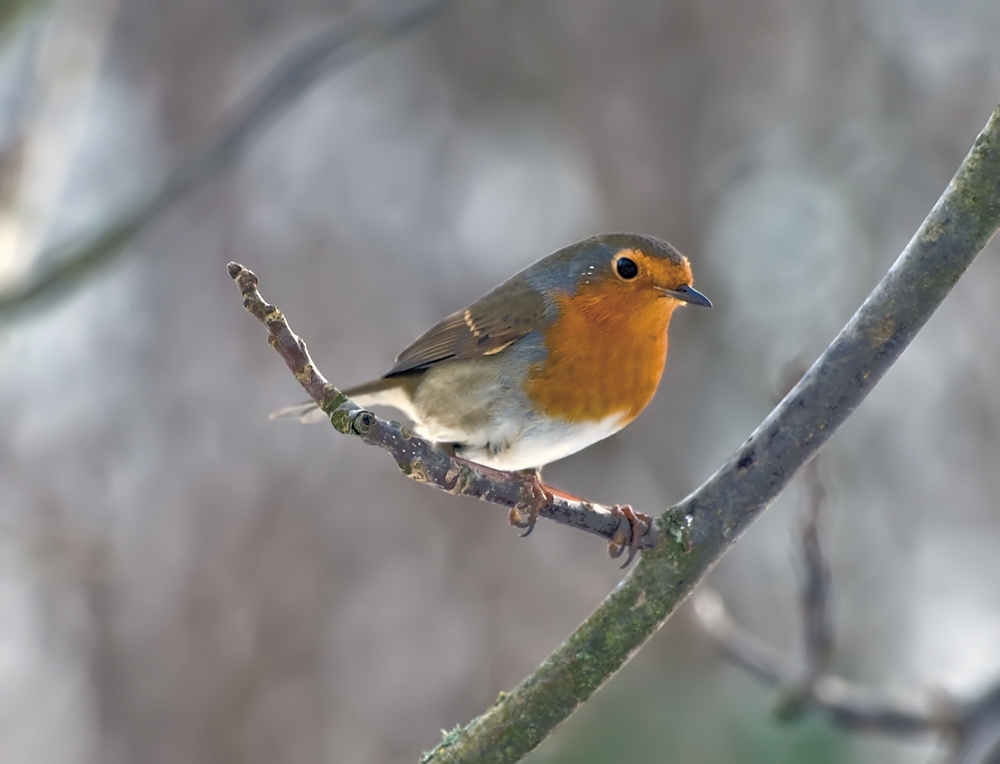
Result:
[616, 257, 638, 279]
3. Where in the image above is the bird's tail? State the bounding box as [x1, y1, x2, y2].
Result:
[268, 401, 328, 423]
[269, 376, 417, 424]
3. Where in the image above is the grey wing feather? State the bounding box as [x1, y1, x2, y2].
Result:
[385, 273, 548, 376]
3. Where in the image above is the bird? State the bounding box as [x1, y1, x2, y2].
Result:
[274, 232, 710, 547]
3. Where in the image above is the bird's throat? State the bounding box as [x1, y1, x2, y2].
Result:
[524, 286, 675, 426]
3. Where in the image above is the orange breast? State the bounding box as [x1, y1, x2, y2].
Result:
[524, 281, 676, 425]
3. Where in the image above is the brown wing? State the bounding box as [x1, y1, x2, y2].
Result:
[385, 273, 548, 377]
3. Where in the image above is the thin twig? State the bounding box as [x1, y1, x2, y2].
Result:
[693, 457, 947, 735]
[694, 455, 1000, 763]
[694, 507, 1000, 764]
[227, 262, 658, 555]
[800, 459, 831, 683]
[0, 0, 452, 320]
[692, 588, 792, 686]
[692, 588, 946, 735]
[774, 362, 832, 686]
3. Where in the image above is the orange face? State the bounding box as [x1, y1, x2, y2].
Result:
[525, 242, 706, 426]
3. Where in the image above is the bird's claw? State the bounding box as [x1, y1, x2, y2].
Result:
[508, 471, 553, 537]
[607, 505, 652, 568]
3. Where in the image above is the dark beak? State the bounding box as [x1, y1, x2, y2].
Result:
[662, 284, 712, 307]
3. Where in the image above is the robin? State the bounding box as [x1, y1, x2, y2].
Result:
[274, 232, 710, 543]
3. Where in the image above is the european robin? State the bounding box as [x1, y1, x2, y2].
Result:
[274, 232, 710, 540]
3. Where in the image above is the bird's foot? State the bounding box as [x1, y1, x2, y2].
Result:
[607, 505, 652, 568]
[508, 469, 553, 537]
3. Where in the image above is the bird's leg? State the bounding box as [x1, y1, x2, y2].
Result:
[508, 468, 554, 537]
[607, 505, 652, 568]
[445, 452, 555, 535]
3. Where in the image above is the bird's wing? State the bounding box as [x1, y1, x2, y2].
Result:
[385, 273, 548, 376]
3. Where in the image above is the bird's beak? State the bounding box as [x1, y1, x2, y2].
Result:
[661, 284, 712, 307]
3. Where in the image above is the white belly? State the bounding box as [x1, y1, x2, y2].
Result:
[447, 412, 627, 471]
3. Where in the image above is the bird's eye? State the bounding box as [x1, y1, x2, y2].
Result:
[616, 257, 638, 279]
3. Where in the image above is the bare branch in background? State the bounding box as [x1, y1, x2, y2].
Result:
[799, 455, 832, 684]
[693, 460, 1000, 764]
[227, 262, 657, 558]
[693, 456, 942, 734]
[0, 0, 452, 321]
[693, 587, 947, 735]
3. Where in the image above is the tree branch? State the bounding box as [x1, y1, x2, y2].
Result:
[227, 262, 659, 556]
[414, 104, 1000, 763]
[0, 0, 451, 320]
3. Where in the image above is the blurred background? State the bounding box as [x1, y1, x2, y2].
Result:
[0, 0, 999, 762]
